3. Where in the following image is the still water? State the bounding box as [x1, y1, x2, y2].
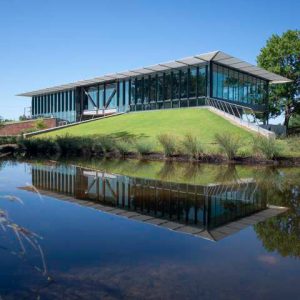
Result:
[0, 159, 299, 299]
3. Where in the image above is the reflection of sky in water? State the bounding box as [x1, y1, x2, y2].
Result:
[0, 160, 299, 299]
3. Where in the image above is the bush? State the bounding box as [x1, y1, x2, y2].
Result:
[115, 140, 132, 157]
[135, 140, 153, 155]
[181, 134, 203, 159]
[157, 134, 178, 157]
[17, 137, 58, 157]
[215, 133, 241, 160]
[55, 135, 104, 157]
[253, 135, 281, 159]
[0, 136, 18, 145]
[97, 136, 115, 153]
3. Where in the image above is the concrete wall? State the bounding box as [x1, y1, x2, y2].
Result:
[0, 118, 57, 136]
[208, 107, 276, 138]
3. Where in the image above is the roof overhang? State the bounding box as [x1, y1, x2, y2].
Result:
[18, 50, 292, 97]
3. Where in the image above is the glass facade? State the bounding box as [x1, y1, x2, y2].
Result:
[129, 65, 207, 111]
[31, 89, 76, 123]
[212, 63, 268, 107]
[30, 61, 269, 123]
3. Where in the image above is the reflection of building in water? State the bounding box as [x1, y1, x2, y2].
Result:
[23, 164, 286, 241]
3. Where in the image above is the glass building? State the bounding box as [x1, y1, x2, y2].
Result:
[18, 51, 291, 123]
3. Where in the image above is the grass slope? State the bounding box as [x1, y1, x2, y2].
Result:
[38, 108, 253, 151]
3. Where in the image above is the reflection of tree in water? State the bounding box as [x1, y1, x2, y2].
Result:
[253, 167, 300, 258]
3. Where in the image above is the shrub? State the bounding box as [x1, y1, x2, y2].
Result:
[17, 137, 58, 157]
[0, 136, 18, 145]
[135, 140, 153, 155]
[157, 134, 178, 157]
[181, 133, 203, 159]
[253, 135, 281, 159]
[115, 140, 132, 157]
[55, 135, 105, 157]
[215, 133, 241, 160]
[97, 136, 115, 153]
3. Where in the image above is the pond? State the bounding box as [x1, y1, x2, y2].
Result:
[0, 159, 299, 299]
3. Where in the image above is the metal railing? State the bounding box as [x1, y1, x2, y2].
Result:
[205, 98, 260, 126]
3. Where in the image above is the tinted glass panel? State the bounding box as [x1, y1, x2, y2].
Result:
[172, 71, 180, 100]
[198, 66, 207, 97]
[106, 83, 117, 108]
[165, 72, 172, 100]
[130, 79, 136, 105]
[189, 67, 197, 98]
[157, 73, 164, 101]
[180, 68, 188, 99]
[150, 75, 156, 102]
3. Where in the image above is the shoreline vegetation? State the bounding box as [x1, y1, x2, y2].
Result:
[0, 133, 300, 166]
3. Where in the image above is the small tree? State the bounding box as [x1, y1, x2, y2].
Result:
[257, 30, 300, 129]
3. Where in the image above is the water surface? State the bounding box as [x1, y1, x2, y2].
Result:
[0, 159, 299, 299]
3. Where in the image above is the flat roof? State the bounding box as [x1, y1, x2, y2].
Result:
[18, 50, 292, 97]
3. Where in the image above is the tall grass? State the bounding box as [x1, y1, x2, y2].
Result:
[157, 134, 178, 157]
[97, 136, 115, 153]
[253, 135, 281, 159]
[181, 133, 203, 159]
[115, 140, 132, 158]
[135, 140, 153, 156]
[215, 133, 241, 160]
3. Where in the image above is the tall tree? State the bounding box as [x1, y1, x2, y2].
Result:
[257, 30, 300, 128]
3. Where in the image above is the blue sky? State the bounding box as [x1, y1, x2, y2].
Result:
[0, 0, 299, 120]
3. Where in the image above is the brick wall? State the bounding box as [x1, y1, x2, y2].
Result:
[0, 118, 57, 136]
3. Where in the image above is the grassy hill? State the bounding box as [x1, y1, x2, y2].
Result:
[36, 108, 254, 153]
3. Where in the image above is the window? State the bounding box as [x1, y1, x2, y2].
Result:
[228, 70, 234, 101]
[180, 68, 188, 99]
[87, 86, 98, 110]
[223, 67, 229, 100]
[233, 71, 239, 101]
[130, 79, 136, 105]
[189, 67, 197, 98]
[217, 66, 224, 99]
[144, 76, 150, 103]
[157, 73, 164, 101]
[198, 66, 207, 97]
[99, 85, 105, 108]
[125, 80, 130, 106]
[65, 91, 69, 111]
[212, 64, 218, 98]
[119, 81, 124, 107]
[105, 83, 117, 108]
[150, 75, 156, 102]
[172, 70, 180, 100]
[54, 93, 57, 112]
[69, 91, 73, 111]
[165, 72, 172, 100]
[136, 77, 143, 104]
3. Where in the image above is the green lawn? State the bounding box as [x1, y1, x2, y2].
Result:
[37, 108, 254, 152]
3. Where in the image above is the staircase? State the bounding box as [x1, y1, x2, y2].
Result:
[205, 98, 275, 138]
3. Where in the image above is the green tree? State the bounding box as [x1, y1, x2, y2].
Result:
[257, 30, 300, 129]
